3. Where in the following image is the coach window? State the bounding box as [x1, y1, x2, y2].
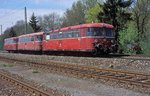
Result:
[25, 37, 28, 42]
[87, 28, 93, 36]
[22, 37, 25, 42]
[13, 39, 16, 43]
[63, 31, 68, 38]
[72, 30, 79, 37]
[68, 32, 72, 38]
[31, 36, 34, 41]
[94, 27, 103, 36]
[37, 35, 42, 41]
[52, 33, 58, 39]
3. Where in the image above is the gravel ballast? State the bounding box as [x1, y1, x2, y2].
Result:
[0, 59, 149, 96]
[0, 53, 150, 74]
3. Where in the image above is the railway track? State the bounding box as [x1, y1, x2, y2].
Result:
[0, 70, 52, 96]
[0, 55, 150, 93]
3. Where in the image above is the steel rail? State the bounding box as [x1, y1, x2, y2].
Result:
[0, 56, 150, 89]
[0, 71, 51, 96]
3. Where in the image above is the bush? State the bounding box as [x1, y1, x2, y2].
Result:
[119, 22, 138, 54]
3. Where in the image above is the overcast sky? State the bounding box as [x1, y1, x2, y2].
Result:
[0, 0, 77, 32]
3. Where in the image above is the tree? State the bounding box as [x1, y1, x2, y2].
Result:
[98, 0, 133, 42]
[85, 3, 103, 23]
[62, 0, 85, 27]
[62, 0, 102, 27]
[9, 27, 16, 37]
[29, 13, 42, 32]
[119, 21, 138, 53]
[13, 20, 34, 35]
[132, 0, 150, 41]
[81, 0, 99, 9]
[38, 13, 62, 31]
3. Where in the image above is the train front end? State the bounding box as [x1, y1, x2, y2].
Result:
[87, 25, 118, 55]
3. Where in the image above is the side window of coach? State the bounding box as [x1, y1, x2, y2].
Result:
[31, 36, 34, 41]
[87, 28, 93, 36]
[36, 35, 42, 41]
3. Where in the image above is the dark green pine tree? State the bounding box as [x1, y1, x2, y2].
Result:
[98, 0, 133, 42]
[9, 27, 17, 37]
[29, 13, 42, 32]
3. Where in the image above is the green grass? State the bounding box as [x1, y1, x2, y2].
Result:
[3, 64, 14, 67]
[32, 70, 39, 73]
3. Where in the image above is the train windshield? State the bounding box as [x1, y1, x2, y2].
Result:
[87, 27, 114, 37]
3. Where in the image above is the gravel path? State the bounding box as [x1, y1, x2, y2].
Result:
[0, 60, 149, 96]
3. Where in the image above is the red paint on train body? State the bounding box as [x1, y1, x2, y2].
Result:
[4, 23, 118, 55]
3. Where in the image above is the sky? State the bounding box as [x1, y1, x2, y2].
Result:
[0, 0, 77, 33]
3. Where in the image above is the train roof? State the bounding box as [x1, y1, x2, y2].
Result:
[49, 23, 113, 33]
[4, 36, 18, 40]
[18, 32, 44, 38]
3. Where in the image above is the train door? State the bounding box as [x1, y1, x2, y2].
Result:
[80, 28, 87, 50]
[58, 32, 63, 50]
[35, 35, 43, 51]
[15, 38, 18, 51]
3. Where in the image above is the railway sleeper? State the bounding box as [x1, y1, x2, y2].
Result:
[133, 78, 149, 82]
[121, 76, 135, 79]
[142, 80, 150, 83]
[97, 72, 110, 75]
[115, 74, 126, 78]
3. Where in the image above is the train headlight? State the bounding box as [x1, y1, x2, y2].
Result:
[111, 40, 114, 43]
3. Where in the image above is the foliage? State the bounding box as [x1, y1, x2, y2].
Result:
[29, 13, 42, 32]
[13, 20, 34, 35]
[81, 0, 98, 9]
[132, 0, 150, 41]
[119, 22, 138, 54]
[62, 0, 86, 27]
[139, 21, 150, 55]
[9, 27, 16, 38]
[98, 0, 133, 41]
[85, 4, 103, 23]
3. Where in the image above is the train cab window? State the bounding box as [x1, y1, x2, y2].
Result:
[105, 28, 114, 37]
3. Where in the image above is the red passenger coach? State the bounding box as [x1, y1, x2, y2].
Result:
[43, 23, 118, 55]
[18, 32, 43, 53]
[4, 37, 18, 53]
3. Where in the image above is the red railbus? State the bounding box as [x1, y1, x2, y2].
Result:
[17, 32, 43, 53]
[4, 23, 118, 55]
[42, 23, 117, 55]
[4, 37, 18, 53]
